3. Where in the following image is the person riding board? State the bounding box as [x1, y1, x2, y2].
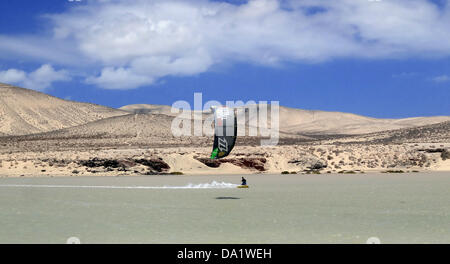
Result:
[241, 177, 247, 186]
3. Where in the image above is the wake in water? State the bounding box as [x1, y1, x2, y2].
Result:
[0, 181, 238, 190]
[181, 181, 238, 189]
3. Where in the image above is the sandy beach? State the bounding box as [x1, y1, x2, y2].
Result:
[1, 84, 449, 178]
[1, 143, 449, 178]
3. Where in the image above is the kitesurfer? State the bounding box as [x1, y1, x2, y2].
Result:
[241, 177, 247, 186]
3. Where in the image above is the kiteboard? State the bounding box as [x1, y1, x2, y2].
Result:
[237, 185, 249, 189]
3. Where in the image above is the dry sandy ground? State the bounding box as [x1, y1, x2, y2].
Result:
[119, 103, 450, 135]
[2, 83, 449, 137]
[1, 143, 449, 178]
[1, 83, 449, 177]
[0, 83, 127, 136]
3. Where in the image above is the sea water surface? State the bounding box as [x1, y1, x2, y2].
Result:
[0, 173, 449, 243]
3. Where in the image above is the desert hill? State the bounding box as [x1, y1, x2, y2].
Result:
[0, 83, 448, 139]
[326, 120, 450, 144]
[0, 86, 448, 176]
[119, 104, 177, 115]
[0, 83, 128, 136]
[119, 103, 450, 135]
[35, 113, 176, 139]
[7, 112, 312, 152]
[276, 106, 450, 135]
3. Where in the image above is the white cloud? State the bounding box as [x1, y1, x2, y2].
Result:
[0, 69, 27, 84]
[0, 35, 86, 66]
[3, 0, 450, 89]
[0, 64, 71, 90]
[432, 75, 450, 83]
[86, 67, 154, 89]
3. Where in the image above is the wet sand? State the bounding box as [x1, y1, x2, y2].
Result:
[0, 173, 449, 243]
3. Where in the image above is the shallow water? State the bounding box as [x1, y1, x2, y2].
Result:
[0, 173, 449, 243]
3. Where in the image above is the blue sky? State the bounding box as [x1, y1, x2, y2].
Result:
[0, 0, 449, 118]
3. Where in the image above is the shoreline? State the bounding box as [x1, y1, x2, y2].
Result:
[1, 143, 449, 178]
[1, 170, 449, 179]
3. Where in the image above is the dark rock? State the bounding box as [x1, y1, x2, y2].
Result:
[441, 149, 450, 160]
[195, 158, 221, 168]
[195, 157, 266, 171]
[417, 148, 446, 153]
[309, 160, 327, 170]
[134, 158, 170, 172]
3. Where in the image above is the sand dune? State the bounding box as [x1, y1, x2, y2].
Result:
[1, 83, 447, 138]
[119, 103, 450, 135]
[16, 113, 205, 143]
[0, 83, 128, 136]
[326, 120, 450, 144]
[40, 114, 175, 139]
[277, 106, 449, 135]
[6, 112, 311, 153]
[1, 83, 449, 177]
[119, 104, 178, 115]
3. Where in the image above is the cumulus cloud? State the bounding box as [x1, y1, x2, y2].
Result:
[3, 0, 450, 89]
[86, 67, 154, 89]
[0, 69, 27, 84]
[0, 64, 71, 90]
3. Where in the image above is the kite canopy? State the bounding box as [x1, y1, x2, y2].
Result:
[210, 106, 237, 159]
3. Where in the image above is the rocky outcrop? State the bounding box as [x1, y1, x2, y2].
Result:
[134, 158, 170, 172]
[79, 157, 170, 173]
[288, 157, 328, 170]
[196, 157, 267, 171]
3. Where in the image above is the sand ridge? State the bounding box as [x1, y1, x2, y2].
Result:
[0, 83, 128, 136]
[0, 83, 449, 177]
